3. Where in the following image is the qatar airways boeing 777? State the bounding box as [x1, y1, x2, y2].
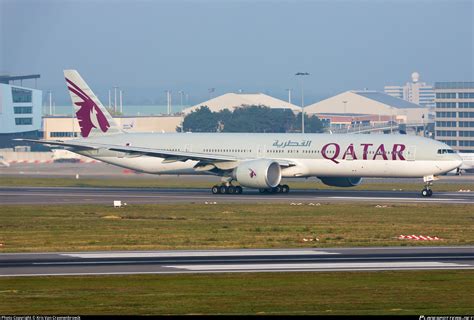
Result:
[19, 70, 462, 197]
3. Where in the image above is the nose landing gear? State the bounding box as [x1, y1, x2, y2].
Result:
[421, 175, 437, 197]
[421, 188, 433, 197]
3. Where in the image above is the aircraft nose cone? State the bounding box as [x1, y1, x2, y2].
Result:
[452, 153, 463, 170]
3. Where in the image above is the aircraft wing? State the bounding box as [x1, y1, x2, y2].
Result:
[108, 145, 296, 167]
[16, 139, 296, 168]
[14, 139, 100, 150]
[15, 139, 237, 163]
[107, 145, 237, 162]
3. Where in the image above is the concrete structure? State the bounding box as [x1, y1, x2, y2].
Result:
[305, 90, 429, 132]
[42, 115, 183, 140]
[434, 82, 474, 153]
[317, 113, 392, 131]
[384, 72, 435, 108]
[183, 92, 301, 114]
[0, 75, 43, 149]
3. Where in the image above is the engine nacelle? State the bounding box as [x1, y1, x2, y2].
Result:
[233, 159, 281, 189]
[319, 177, 362, 187]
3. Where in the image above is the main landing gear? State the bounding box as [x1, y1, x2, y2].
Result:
[259, 184, 290, 194]
[210, 183, 290, 195]
[211, 185, 243, 194]
[421, 175, 436, 197]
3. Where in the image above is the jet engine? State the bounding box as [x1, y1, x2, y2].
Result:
[318, 177, 362, 187]
[233, 159, 281, 189]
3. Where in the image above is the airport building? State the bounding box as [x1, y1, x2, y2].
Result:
[384, 72, 435, 108]
[0, 75, 43, 149]
[42, 115, 183, 140]
[434, 81, 474, 153]
[182, 92, 301, 114]
[304, 90, 430, 133]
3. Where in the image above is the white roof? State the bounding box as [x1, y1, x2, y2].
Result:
[303, 90, 428, 124]
[183, 93, 301, 114]
[304, 90, 425, 115]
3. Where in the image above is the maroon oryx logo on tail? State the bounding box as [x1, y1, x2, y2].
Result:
[66, 78, 110, 137]
[249, 168, 256, 178]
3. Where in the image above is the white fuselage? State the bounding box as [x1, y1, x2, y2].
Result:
[74, 132, 462, 179]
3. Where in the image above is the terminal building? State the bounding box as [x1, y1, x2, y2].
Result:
[304, 90, 430, 134]
[434, 82, 474, 153]
[0, 74, 43, 149]
[384, 72, 435, 108]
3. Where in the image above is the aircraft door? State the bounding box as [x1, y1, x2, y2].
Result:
[257, 145, 267, 158]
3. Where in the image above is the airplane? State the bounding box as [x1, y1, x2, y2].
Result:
[18, 70, 463, 198]
[446, 152, 474, 175]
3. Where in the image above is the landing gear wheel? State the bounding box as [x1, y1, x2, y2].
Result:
[421, 188, 433, 197]
[259, 188, 267, 193]
[281, 184, 290, 193]
[219, 185, 227, 194]
[211, 184, 243, 195]
[211, 185, 220, 194]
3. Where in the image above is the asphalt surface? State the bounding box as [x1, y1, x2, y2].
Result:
[1, 186, 474, 205]
[2, 162, 474, 183]
[1, 247, 472, 277]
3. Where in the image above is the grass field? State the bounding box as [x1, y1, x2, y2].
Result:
[1, 176, 473, 192]
[0, 203, 473, 252]
[1, 271, 472, 315]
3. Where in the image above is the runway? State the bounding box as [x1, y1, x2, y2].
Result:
[1, 186, 474, 205]
[1, 247, 473, 277]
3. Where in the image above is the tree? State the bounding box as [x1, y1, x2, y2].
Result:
[294, 112, 325, 133]
[181, 105, 325, 133]
[182, 106, 218, 132]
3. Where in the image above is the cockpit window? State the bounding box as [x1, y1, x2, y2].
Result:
[437, 149, 455, 154]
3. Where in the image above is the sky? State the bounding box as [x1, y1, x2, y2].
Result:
[1, 0, 473, 106]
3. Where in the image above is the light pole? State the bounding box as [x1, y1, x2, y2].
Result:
[342, 100, 348, 132]
[286, 88, 292, 104]
[295, 72, 310, 133]
[119, 90, 123, 114]
[178, 90, 184, 106]
[165, 90, 172, 114]
[48, 90, 53, 115]
[113, 86, 118, 113]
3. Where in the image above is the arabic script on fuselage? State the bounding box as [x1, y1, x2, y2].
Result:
[272, 140, 312, 148]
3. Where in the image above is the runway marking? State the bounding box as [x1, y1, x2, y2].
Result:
[1, 192, 470, 203]
[330, 196, 454, 201]
[2, 262, 473, 277]
[2, 187, 474, 205]
[32, 255, 473, 266]
[167, 261, 472, 271]
[62, 250, 338, 259]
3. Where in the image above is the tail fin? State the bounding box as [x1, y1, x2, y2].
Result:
[64, 70, 121, 138]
